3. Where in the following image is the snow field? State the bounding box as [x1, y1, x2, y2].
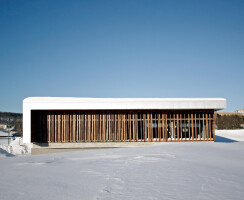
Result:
[0, 130, 243, 200]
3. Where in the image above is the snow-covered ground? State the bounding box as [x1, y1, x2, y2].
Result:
[0, 130, 244, 200]
[216, 129, 244, 142]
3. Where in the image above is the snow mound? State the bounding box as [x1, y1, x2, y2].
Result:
[0, 137, 32, 156]
[216, 129, 244, 141]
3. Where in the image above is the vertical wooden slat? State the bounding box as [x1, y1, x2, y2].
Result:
[62, 112, 65, 142]
[74, 113, 76, 142]
[119, 113, 123, 142]
[105, 112, 107, 142]
[59, 114, 62, 143]
[162, 114, 164, 142]
[111, 113, 114, 142]
[195, 113, 197, 140]
[63, 114, 65, 142]
[79, 113, 81, 142]
[99, 113, 101, 142]
[169, 115, 172, 141]
[102, 113, 105, 142]
[109, 113, 111, 142]
[58, 113, 61, 142]
[116, 113, 119, 142]
[74, 114, 77, 142]
[57, 114, 59, 142]
[121, 113, 123, 142]
[117, 113, 119, 142]
[128, 113, 131, 142]
[173, 113, 175, 141]
[159, 113, 161, 142]
[203, 113, 205, 140]
[52, 113, 54, 143]
[126, 113, 128, 141]
[69, 114, 71, 142]
[91, 113, 93, 142]
[64, 112, 68, 142]
[131, 113, 134, 142]
[135, 113, 137, 142]
[70, 113, 72, 142]
[180, 114, 182, 141]
[187, 113, 191, 140]
[209, 113, 212, 140]
[177, 113, 179, 141]
[184, 113, 186, 141]
[76, 113, 78, 142]
[149, 113, 151, 142]
[165, 113, 167, 142]
[120, 113, 122, 142]
[140, 114, 142, 141]
[206, 113, 209, 141]
[199, 113, 201, 140]
[54, 114, 56, 142]
[84, 113, 86, 142]
[191, 113, 194, 141]
[150, 113, 152, 142]
[62, 114, 64, 142]
[89, 113, 91, 142]
[213, 112, 216, 141]
[93, 113, 95, 142]
[73, 113, 76, 142]
[124, 113, 126, 142]
[114, 113, 116, 141]
[66, 113, 69, 142]
[48, 114, 51, 143]
[143, 113, 146, 142]
[147, 113, 149, 142]
[77, 112, 80, 142]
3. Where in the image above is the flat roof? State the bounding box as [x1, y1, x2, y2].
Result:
[23, 97, 226, 110]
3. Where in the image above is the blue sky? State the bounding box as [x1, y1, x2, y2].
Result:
[0, 0, 243, 113]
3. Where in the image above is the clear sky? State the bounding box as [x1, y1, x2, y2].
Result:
[0, 0, 243, 113]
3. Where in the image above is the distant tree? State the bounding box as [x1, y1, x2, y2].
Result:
[216, 114, 244, 129]
[13, 121, 23, 137]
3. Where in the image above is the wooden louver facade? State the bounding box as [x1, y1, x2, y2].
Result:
[31, 110, 215, 143]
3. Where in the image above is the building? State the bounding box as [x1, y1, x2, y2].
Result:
[235, 110, 244, 113]
[23, 97, 226, 144]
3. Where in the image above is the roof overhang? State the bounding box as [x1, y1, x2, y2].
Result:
[23, 97, 226, 111]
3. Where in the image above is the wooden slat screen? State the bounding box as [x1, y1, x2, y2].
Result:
[31, 110, 215, 143]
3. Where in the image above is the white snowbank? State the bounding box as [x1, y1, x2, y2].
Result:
[216, 129, 244, 141]
[0, 137, 32, 156]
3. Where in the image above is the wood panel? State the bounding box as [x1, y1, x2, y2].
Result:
[31, 110, 215, 143]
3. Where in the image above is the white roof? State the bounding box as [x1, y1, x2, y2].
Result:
[23, 97, 226, 110]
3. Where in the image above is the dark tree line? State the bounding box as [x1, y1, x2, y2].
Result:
[216, 114, 244, 130]
[0, 111, 22, 125]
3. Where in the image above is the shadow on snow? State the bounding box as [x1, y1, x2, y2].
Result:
[215, 135, 238, 143]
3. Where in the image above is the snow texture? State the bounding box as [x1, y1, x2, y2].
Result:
[0, 137, 32, 156]
[0, 130, 244, 200]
